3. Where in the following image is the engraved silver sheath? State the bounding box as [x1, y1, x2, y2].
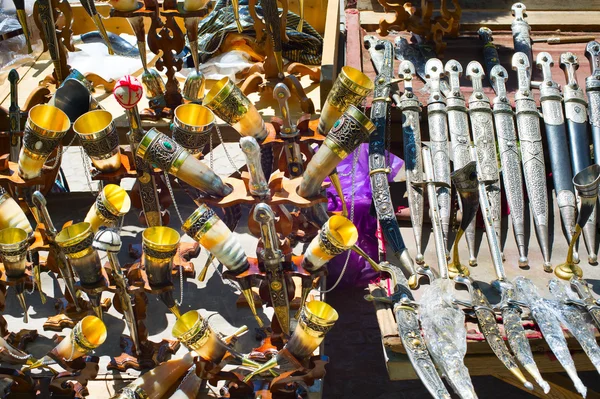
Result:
[560, 52, 597, 264]
[399, 61, 425, 265]
[585, 42, 600, 167]
[466, 61, 502, 251]
[424, 59, 451, 251]
[512, 52, 552, 271]
[535, 52, 578, 261]
[490, 65, 528, 266]
[445, 60, 477, 266]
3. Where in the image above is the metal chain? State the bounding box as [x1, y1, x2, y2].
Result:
[214, 124, 239, 171]
[45, 134, 77, 165]
[209, 132, 214, 169]
[162, 171, 186, 306]
[317, 146, 359, 294]
[79, 147, 101, 195]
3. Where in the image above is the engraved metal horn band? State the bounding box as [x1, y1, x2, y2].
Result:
[302, 215, 359, 272]
[74, 109, 122, 173]
[84, 184, 131, 232]
[298, 105, 375, 199]
[0, 188, 33, 235]
[319, 66, 374, 134]
[555, 164, 600, 280]
[0, 227, 30, 322]
[448, 161, 479, 277]
[142, 226, 181, 317]
[204, 77, 267, 142]
[136, 128, 232, 198]
[172, 103, 214, 154]
[19, 104, 70, 180]
[172, 310, 226, 362]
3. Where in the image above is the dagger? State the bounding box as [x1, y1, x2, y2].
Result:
[259, 0, 284, 78]
[254, 203, 290, 335]
[512, 52, 552, 271]
[79, 0, 114, 55]
[31, 191, 81, 312]
[489, 66, 528, 267]
[515, 277, 587, 396]
[366, 38, 418, 286]
[398, 61, 425, 266]
[113, 76, 163, 227]
[560, 52, 597, 264]
[273, 83, 304, 178]
[445, 60, 478, 268]
[535, 52, 579, 263]
[585, 41, 600, 168]
[453, 147, 533, 391]
[424, 59, 451, 252]
[37, 0, 68, 83]
[12, 0, 32, 53]
[511, 3, 533, 69]
[466, 62, 502, 257]
[8, 69, 21, 163]
[567, 277, 600, 331]
[240, 137, 270, 199]
[478, 28, 500, 92]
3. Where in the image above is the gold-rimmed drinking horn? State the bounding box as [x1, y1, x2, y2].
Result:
[110, 352, 195, 399]
[55, 222, 105, 319]
[142, 226, 181, 318]
[243, 300, 339, 382]
[74, 109, 122, 173]
[84, 184, 131, 232]
[0, 187, 33, 234]
[182, 205, 263, 327]
[18, 104, 70, 180]
[136, 128, 232, 198]
[0, 227, 30, 322]
[318, 66, 374, 134]
[172, 104, 214, 154]
[27, 315, 107, 370]
[556, 164, 600, 280]
[204, 77, 268, 142]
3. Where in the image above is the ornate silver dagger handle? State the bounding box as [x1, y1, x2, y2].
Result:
[560, 52, 589, 124]
[273, 83, 296, 137]
[254, 204, 283, 267]
[240, 137, 270, 199]
[444, 59, 472, 169]
[8, 69, 21, 163]
[513, 52, 533, 96]
[511, 3, 533, 67]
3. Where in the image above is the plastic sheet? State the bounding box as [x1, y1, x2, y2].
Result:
[0, 0, 41, 75]
[324, 144, 404, 288]
[419, 279, 477, 399]
[182, 50, 254, 84]
[515, 277, 587, 397]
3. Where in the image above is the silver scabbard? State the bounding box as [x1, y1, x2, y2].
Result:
[512, 52, 552, 271]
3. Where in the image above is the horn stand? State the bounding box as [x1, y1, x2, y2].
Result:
[555, 164, 600, 280]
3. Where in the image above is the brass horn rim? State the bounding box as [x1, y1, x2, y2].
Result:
[55, 222, 93, 248]
[324, 215, 359, 250]
[142, 226, 181, 252]
[203, 77, 235, 108]
[136, 128, 161, 161]
[172, 310, 210, 344]
[73, 110, 116, 141]
[0, 227, 29, 251]
[174, 104, 215, 133]
[182, 204, 219, 240]
[27, 104, 71, 138]
[344, 105, 376, 134]
[339, 66, 375, 95]
[101, 184, 131, 216]
[573, 164, 600, 197]
[74, 315, 108, 351]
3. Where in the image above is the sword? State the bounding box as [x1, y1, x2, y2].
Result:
[478, 27, 501, 92]
[31, 191, 81, 312]
[79, 0, 114, 55]
[548, 279, 600, 375]
[37, 0, 68, 83]
[424, 59, 451, 251]
[254, 203, 290, 335]
[364, 261, 450, 399]
[535, 53, 578, 262]
[445, 60, 478, 268]
[512, 52, 552, 271]
[12, 0, 32, 53]
[92, 229, 141, 356]
[366, 38, 418, 287]
[8, 69, 21, 163]
[114, 77, 163, 227]
[585, 41, 600, 167]
[560, 52, 597, 264]
[490, 65, 528, 267]
[466, 62, 502, 258]
[421, 147, 477, 399]
[515, 277, 587, 396]
[273, 83, 304, 178]
[511, 3, 533, 68]
[398, 61, 425, 266]
[453, 147, 533, 390]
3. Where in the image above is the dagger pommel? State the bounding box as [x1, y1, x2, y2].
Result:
[490, 65, 509, 100]
[424, 58, 444, 96]
[444, 59, 463, 96]
[465, 61, 485, 93]
[512, 52, 533, 94]
[585, 41, 600, 76]
[536, 52, 556, 85]
[478, 27, 493, 44]
[511, 2, 527, 21]
[560, 52, 580, 88]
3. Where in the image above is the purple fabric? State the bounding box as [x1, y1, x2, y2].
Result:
[323, 143, 404, 288]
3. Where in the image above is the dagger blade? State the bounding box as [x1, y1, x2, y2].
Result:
[8, 69, 21, 163]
